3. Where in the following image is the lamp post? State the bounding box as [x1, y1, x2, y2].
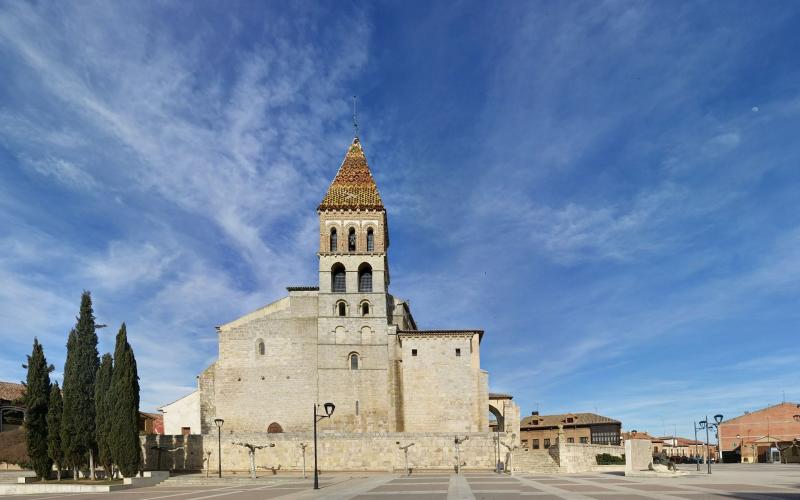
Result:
[693, 421, 701, 471]
[698, 414, 723, 474]
[214, 418, 224, 478]
[313, 402, 335, 490]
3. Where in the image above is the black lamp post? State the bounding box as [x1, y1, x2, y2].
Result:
[313, 402, 335, 490]
[214, 418, 224, 478]
[698, 414, 723, 474]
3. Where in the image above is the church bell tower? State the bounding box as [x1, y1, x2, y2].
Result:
[317, 137, 388, 296]
[315, 136, 392, 432]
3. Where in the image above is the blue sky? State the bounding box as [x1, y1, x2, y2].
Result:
[1, 1, 799, 439]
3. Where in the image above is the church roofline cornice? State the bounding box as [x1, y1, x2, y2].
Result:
[398, 329, 484, 342]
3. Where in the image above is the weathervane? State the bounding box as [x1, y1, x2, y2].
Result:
[353, 95, 359, 138]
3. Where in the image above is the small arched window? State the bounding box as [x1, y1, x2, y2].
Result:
[330, 228, 338, 252]
[332, 263, 346, 293]
[349, 352, 360, 370]
[348, 227, 356, 252]
[337, 301, 347, 317]
[256, 339, 265, 356]
[361, 302, 370, 316]
[366, 228, 374, 252]
[358, 263, 372, 292]
[267, 422, 283, 433]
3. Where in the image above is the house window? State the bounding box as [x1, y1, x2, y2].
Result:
[350, 353, 359, 370]
[580, 437, 588, 444]
[532, 439, 540, 449]
[366, 228, 374, 251]
[566, 417, 574, 423]
[332, 263, 346, 292]
[361, 302, 369, 316]
[267, 422, 283, 433]
[330, 228, 338, 252]
[355, 400, 360, 416]
[348, 228, 356, 252]
[181, 427, 191, 436]
[522, 439, 528, 448]
[412, 349, 418, 357]
[455, 348, 461, 357]
[544, 439, 551, 449]
[257, 340, 265, 356]
[337, 301, 347, 317]
[567, 437, 574, 443]
[358, 263, 372, 292]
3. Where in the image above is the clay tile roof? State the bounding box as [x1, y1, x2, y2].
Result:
[318, 137, 384, 211]
[0, 381, 25, 402]
[520, 412, 621, 428]
[621, 431, 663, 442]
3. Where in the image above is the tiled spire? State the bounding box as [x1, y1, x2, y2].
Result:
[318, 137, 384, 211]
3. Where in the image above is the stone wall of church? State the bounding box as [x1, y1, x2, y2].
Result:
[399, 334, 483, 433]
[192, 432, 501, 472]
[199, 292, 319, 434]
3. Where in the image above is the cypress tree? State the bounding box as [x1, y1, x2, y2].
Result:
[61, 291, 100, 478]
[23, 338, 52, 479]
[60, 329, 79, 477]
[46, 383, 64, 480]
[95, 354, 114, 478]
[109, 323, 141, 477]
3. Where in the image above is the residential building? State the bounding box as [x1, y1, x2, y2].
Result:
[519, 412, 621, 450]
[621, 431, 665, 456]
[718, 402, 800, 463]
[0, 382, 25, 433]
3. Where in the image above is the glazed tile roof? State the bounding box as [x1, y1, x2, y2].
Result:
[0, 381, 25, 403]
[318, 137, 384, 211]
[520, 412, 621, 428]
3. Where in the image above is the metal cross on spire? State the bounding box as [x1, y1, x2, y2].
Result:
[353, 95, 359, 138]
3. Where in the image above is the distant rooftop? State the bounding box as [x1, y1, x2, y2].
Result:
[521, 412, 620, 428]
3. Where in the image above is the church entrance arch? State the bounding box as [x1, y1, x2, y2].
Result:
[489, 404, 505, 432]
[267, 422, 283, 433]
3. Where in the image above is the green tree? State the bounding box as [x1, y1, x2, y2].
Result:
[60, 329, 78, 477]
[46, 383, 64, 480]
[23, 338, 52, 479]
[61, 291, 100, 478]
[109, 323, 141, 477]
[95, 354, 114, 478]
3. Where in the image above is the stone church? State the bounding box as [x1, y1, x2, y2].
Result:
[159, 137, 519, 470]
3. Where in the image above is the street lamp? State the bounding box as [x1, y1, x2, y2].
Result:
[214, 418, 224, 478]
[698, 414, 723, 474]
[313, 402, 335, 490]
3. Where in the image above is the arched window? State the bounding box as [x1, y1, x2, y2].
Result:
[337, 301, 347, 317]
[348, 227, 356, 252]
[330, 228, 338, 252]
[366, 228, 374, 252]
[257, 340, 265, 356]
[331, 263, 346, 293]
[358, 263, 372, 292]
[267, 422, 283, 433]
[349, 352, 360, 370]
[361, 301, 370, 316]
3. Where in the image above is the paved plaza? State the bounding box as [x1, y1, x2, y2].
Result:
[0, 464, 798, 499]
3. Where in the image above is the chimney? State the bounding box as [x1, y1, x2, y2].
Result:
[531, 411, 539, 416]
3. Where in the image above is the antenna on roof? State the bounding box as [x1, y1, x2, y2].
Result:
[352, 95, 359, 139]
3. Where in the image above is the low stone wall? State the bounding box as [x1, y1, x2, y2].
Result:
[558, 443, 624, 473]
[142, 432, 502, 472]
